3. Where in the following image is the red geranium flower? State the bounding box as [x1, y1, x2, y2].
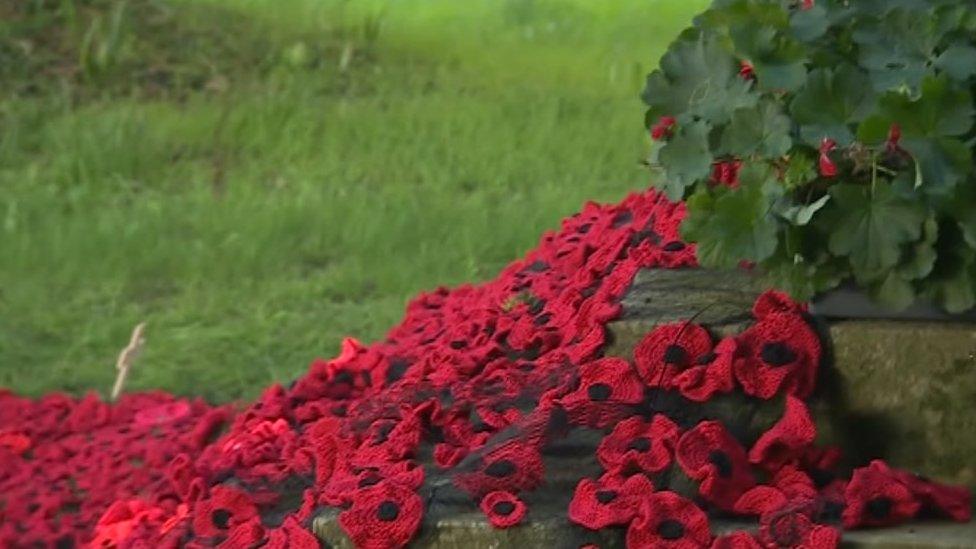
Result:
[711, 161, 742, 188]
[453, 441, 544, 497]
[480, 491, 527, 528]
[739, 61, 755, 81]
[626, 491, 711, 549]
[671, 337, 737, 402]
[191, 486, 259, 539]
[597, 414, 680, 475]
[634, 322, 713, 389]
[676, 420, 755, 511]
[733, 313, 820, 399]
[818, 138, 837, 178]
[749, 395, 817, 471]
[338, 481, 424, 549]
[801, 0, 815, 10]
[559, 357, 645, 428]
[651, 116, 677, 140]
[568, 472, 654, 529]
[842, 460, 920, 528]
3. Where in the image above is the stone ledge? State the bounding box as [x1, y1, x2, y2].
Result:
[313, 512, 976, 548]
[606, 269, 976, 491]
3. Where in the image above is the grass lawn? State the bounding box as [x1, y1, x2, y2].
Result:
[0, 0, 706, 401]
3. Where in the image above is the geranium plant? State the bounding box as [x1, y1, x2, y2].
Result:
[642, 0, 976, 312]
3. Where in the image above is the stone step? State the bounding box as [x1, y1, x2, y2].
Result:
[312, 511, 976, 548]
[604, 268, 976, 492]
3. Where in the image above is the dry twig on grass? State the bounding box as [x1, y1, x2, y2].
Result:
[110, 322, 146, 401]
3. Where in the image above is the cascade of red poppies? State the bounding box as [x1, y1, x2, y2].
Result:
[0, 189, 970, 548]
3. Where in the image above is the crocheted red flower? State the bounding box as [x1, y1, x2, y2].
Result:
[453, 441, 544, 497]
[842, 460, 920, 528]
[559, 357, 645, 428]
[480, 491, 527, 528]
[626, 491, 711, 549]
[749, 395, 816, 472]
[734, 466, 818, 517]
[191, 486, 259, 539]
[338, 481, 424, 549]
[597, 414, 679, 475]
[888, 468, 971, 523]
[676, 420, 755, 511]
[264, 516, 322, 549]
[568, 472, 654, 529]
[733, 313, 820, 399]
[752, 290, 807, 319]
[634, 322, 713, 389]
[671, 337, 737, 402]
[710, 531, 761, 549]
[760, 509, 840, 549]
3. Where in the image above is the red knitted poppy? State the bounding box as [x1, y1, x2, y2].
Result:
[676, 420, 755, 511]
[749, 395, 817, 472]
[626, 491, 711, 549]
[597, 414, 680, 475]
[480, 491, 527, 528]
[842, 460, 921, 528]
[634, 323, 714, 389]
[734, 313, 820, 399]
[568, 473, 654, 529]
[337, 481, 424, 549]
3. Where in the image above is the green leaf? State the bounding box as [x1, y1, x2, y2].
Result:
[720, 100, 793, 158]
[790, 5, 829, 42]
[897, 216, 938, 280]
[656, 121, 713, 200]
[642, 35, 758, 124]
[825, 184, 927, 282]
[934, 44, 976, 81]
[776, 194, 831, 226]
[875, 76, 975, 137]
[681, 163, 782, 268]
[782, 154, 816, 190]
[852, 8, 942, 93]
[790, 65, 875, 146]
[873, 272, 916, 310]
[900, 137, 972, 194]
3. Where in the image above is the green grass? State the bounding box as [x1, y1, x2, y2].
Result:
[0, 0, 706, 402]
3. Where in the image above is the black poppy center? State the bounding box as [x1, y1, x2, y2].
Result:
[656, 519, 685, 540]
[377, 500, 400, 522]
[211, 509, 231, 529]
[761, 342, 796, 366]
[485, 459, 517, 478]
[708, 450, 733, 478]
[663, 344, 689, 366]
[492, 501, 516, 516]
[696, 352, 717, 365]
[587, 383, 612, 402]
[595, 490, 618, 504]
[866, 497, 893, 520]
[626, 437, 652, 453]
[663, 241, 686, 252]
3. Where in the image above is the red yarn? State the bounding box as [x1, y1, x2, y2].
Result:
[749, 395, 817, 472]
[480, 491, 527, 528]
[626, 491, 711, 549]
[597, 414, 680, 475]
[569, 473, 654, 529]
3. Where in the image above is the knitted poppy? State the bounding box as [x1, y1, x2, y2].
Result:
[676, 420, 755, 511]
[752, 290, 807, 319]
[710, 531, 761, 549]
[626, 491, 711, 549]
[264, 516, 321, 549]
[842, 460, 920, 528]
[480, 491, 527, 528]
[634, 322, 713, 389]
[453, 441, 545, 497]
[888, 468, 971, 523]
[733, 314, 820, 399]
[191, 486, 259, 539]
[671, 337, 737, 402]
[749, 396, 816, 472]
[759, 509, 841, 549]
[338, 481, 424, 549]
[568, 473, 654, 529]
[734, 466, 818, 517]
[597, 414, 680, 475]
[559, 357, 645, 428]
[133, 401, 192, 427]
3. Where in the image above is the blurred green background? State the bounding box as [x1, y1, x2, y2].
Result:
[0, 0, 706, 401]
